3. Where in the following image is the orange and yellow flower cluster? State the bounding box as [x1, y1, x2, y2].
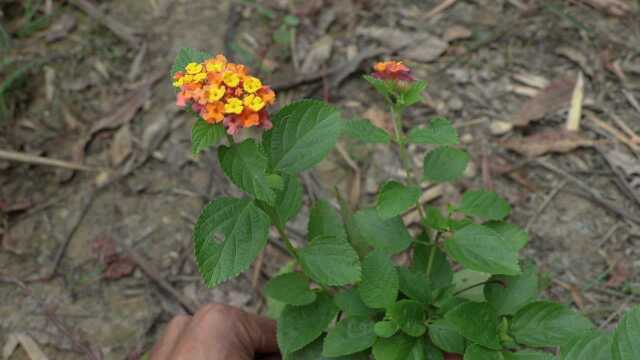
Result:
[372, 60, 413, 81]
[173, 54, 276, 135]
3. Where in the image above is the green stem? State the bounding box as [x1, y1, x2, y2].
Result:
[275, 224, 299, 261]
[425, 231, 442, 277]
[453, 280, 506, 297]
[226, 133, 235, 145]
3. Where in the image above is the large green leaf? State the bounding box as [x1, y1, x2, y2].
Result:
[458, 190, 511, 221]
[502, 352, 556, 360]
[334, 289, 378, 318]
[265, 261, 296, 319]
[484, 263, 539, 315]
[428, 319, 466, 354]
[265, 99, 342, 174]
[308, 200, 347, 240]
[484, 221, 528, 251]
[444, 224, 521, 276]
[445, 302, 502, 350]
[299, 236, 361, 286]
[397, 267, 432, 304]
[353, 208, 413, 254]
[278, 293, 339, 354]
[359, 250, 399, 309]
[407, 117, 459, 145]
[510, 301, 593, 348]
[422, 146, 469, 183]
[193, 198, 270, 287]
[171, 47, 211, 76]
[612, 306, 640, 360]
[343, 118, 391, 144]
[218, 139, 275, 204]
[561, 331, 613, 360]
[192, 119, 225, 155]
[376, 181, 421, 219]
[264, 272, 316, 306]
[372, 333, 415, 360]
[285, 336, 369, 360]
[323, 317, 376, 357]
[423, 206, 450, 231]
[388, 300, 426, 337]
[464, 345, 504, 360]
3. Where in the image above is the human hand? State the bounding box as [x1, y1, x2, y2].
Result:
[150, 304, 279, 360]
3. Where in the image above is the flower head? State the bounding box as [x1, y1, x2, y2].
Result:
[372, 60, 413, 81]
[173, 54, 276, 134]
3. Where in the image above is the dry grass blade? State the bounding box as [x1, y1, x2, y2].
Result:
[585, 111, 640, 153]
[2, 333, 48, 360]
[512, 75, 576, 127]
[566, 71, 584, 131]
[0, 149, 95, 171]
[500, 128, 596, 157]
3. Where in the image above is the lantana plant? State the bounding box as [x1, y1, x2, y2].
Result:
[171, 48, 640, 360]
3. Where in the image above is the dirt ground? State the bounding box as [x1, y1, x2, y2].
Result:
[1, 0, 640, 358]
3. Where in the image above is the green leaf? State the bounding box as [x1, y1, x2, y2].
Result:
[399, 80, 427, 106]
[359, 250, 399, 309]
[334, 289, 378, 318]
[344, 118, 391, 144]
[484, 221, 528, 251]
[503, 352, 556, 360]
[484, 263, 539, 315]
[444, 224, 521, 276]
[286, 336, 369, 360]
[422, 146, 469, 183]
[265, 99, 342, 174]
[264, 272, 316, 306]
[510, 301, 593, 348]
[323, 317, 376, 357]
[171, 47, 211, 76]
[353, 208, 413, 255]
[308, 200, 347, 240]
[561, 331, 613, 360]
[372, 333, 416, 360]
[458, 190, 511, 221]
[428, 319, 466, 354]
[192, 119, 225, 155]
[278, 293, 339, 354]
[388, 300, 426, 337]
[445, 302, 502, 350]
[299, 236, 361, 286]
[376, 181, 421, 219]
[219, 139, 276, 204]
[193, 198, 270, 287]
[612, 305, 640, 360]
[407, 117, 459, 145]
[363, 75, 394, 101]
[265, 261, 296, 319]
[464, 345, 504, 360]
[412, 241, 453, 289]
[452, 269, 491, 302]
[423, 206, 449, 230]
[274, 174, 303, 225]
[375, 320, 400, 338]
[397, 267, 432, 304]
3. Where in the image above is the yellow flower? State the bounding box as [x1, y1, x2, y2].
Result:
[243, 94, 265, 112]
[222, 71, 240, 88]
[172, 77, 184, 87]
[243, 76, 262, 94]
[205, 55, 227, 73]
[208, 85, 226, 102]
[224, 97, 243, 114]
[181, 74, 194, 84]
[193, 72, 207, 82]
[185, 62, 203, 75]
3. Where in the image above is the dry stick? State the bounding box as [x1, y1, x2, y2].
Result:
[121, 242, 199, 315]
[425, 0, 457, 18]
[585, 112, 640, 153]
[0, 149, 96, 171]
[535, 158, 640, 226]
[525, 179, 567, 231]
[67, 0, 140, 48]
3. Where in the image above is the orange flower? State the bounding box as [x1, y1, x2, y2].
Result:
[372, 60, 413, 81]
[201, 102, 225, 123]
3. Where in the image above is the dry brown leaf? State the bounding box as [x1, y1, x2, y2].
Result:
[110, 124, 133, 167]
[604, 260, 631, 288]
[500, 128, 596, 157]
[2, 333, 48, 360]
[512, 75, 576, 127]
[603, 148, 640, 196]
[142, 113, 171, 151]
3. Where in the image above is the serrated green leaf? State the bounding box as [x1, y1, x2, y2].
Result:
[423, 206, 449, 230]
[344, 118, 391, 144]
[464, 345, 504, 360]
[397, 267, 432, 304]
[308, 200, 347, 240]
[359, 250, 399, 309]
[561, 331, 613, 360]
[193, 198, 270, 287]
[423, 146, 469, 182]
[334, 289, 378, 318]
[278, 293, 339, 354]
[274, 174, 303, 225]
[299, 236, 361, 286]
[399, 80, 427, 106]
[218, 139, 276, 204]
[286, 336, 369, 360]
[323, 317, 376, 357]
[376, 181, 421, 219]
[412, 241, 453, 289]
[484, 263, 539, 315]
[484, 221, 528, 251]
[353, 208, 413, 255]
[363, 74, 394, 101]
[612, 305, 640, 360]
[375, 320, 400, 338]
[266, 261, 296, 319]
[458, 190, 512, 221]
[372, 333, 416, 360]
[408, 117, 459, 145]
[503, 352, 556, 360]
[444, 224, 521, 276]
[264, 99, 342, 174]
[192, 119, 225, 155]
[428, 319, 466, 354]
[264, 272, 316, 306]
[171, 48, 211, 76]
[445, 302, 502, 350]
[388, 300, 426, 337]
[510, 301, 593, 348]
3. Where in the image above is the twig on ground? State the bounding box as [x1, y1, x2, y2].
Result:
[0, 149, 96, 171]
[67, 0, 140, 48]
[525, 179, 567, 231]
[425, 0, 457, 18]
[596, 146, 640, 209]
[585, 111, 640, 153]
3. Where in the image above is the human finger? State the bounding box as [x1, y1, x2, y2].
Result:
[150, 315, 191, 360]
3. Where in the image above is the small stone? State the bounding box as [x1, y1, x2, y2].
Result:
[464, 161, 477, 178]
[489, 120, 514, 135]
[448, 97, 464, 111]
[461, 133, 474, 144]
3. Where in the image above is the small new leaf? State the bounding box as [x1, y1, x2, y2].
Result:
[359, 250, 399, 309]
[376, 181, 421, 219]
[423, 146, 469, 183]
[398, 80, 427, 106]
[343, 118, 391, 144]
[388, 300, 427, 337]
[458, 190, 511, 221]
[264, 272, 316, 306]
[375, 321, 400, 338]
[192, 118, 225, 155]
[408, 117, 459, 145]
